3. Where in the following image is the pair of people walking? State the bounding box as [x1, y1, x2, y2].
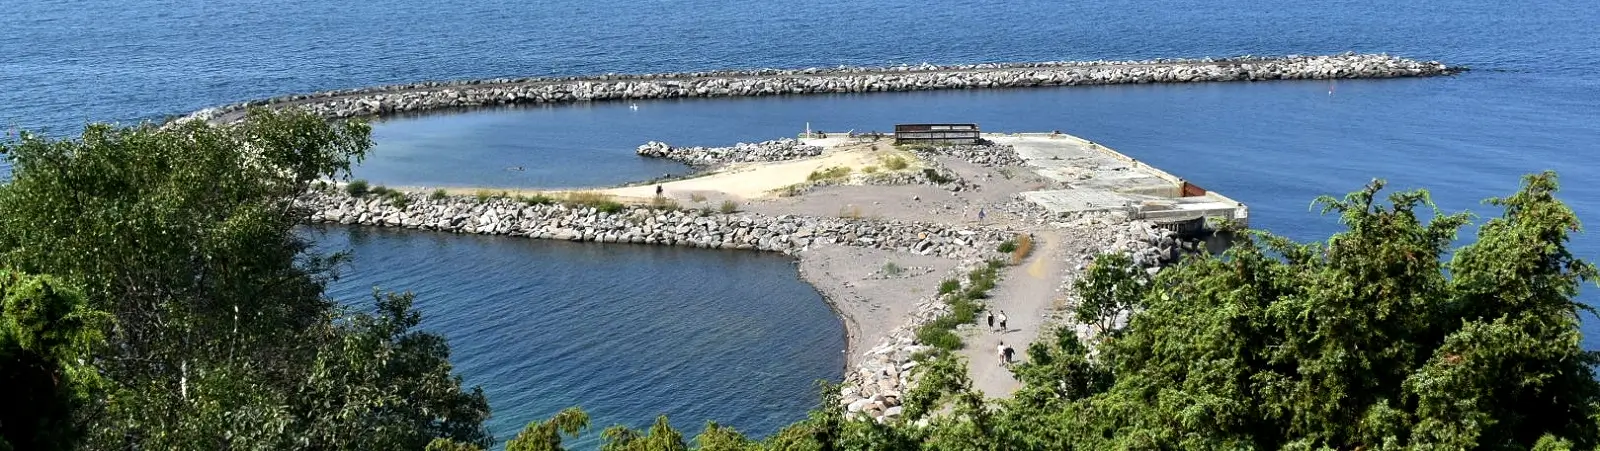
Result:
[986, 309, 1008, 332]
[997, 341, 1015, 366]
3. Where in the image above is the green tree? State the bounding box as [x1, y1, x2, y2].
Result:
[1071, 252, 1149, 337]
[992, 173, 1600, 450]
[506, 407, 591, 451]
[0, 271, 109, 451]
[0, 109, 490, 449]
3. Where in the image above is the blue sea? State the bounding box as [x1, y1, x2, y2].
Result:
[4, 0, 1598, 447]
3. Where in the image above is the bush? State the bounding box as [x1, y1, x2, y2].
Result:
[807, 166, 852, 181]
[882, 262, 903, 276]
[719, 200, 738, 214]
[566, 192, 625, 214]
[914, 324, 963, 351]
[938, 279, 961, 295]
[382, 190, 409, 209]
[429, 189, 448, 200]
[861, 165, 879, 174]
[997, 240, 1018, 254]
[882, 155, 909, 170]
[649, 196, 680, 211]
[369, 185, 392, 196]
[923, 169, 954, 184]
[474, 190, 494, 202]
[689, 193, 707, 202]
[517, 194, 554, 205]
[345, 179, 370, 197]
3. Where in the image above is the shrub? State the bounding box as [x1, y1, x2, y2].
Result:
[862, 165, 879, 174]
[369, 185, 392, 196]
[383, 190, 409, 209]
[566, 192, 625, 214]
[474, 190, 494, 202]
[883, 155, 909, 170]
[998, 240, 1018, 254]
[719, 200, 738, 214]
[649, 196, 680, 211]
[807, 166, 852, 181]
[689, 193, 707, 202]
[938, 279, 961, 295]
[882, 262, 903, 277]
[345, 179, 370, 197]
[429, 189, 448, 200]
[517, 194, 554, 205]
[923, 169, 954, 184]
[914, 324, 963, 351]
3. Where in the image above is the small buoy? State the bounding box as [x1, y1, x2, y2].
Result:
[630, 102, 639, 111]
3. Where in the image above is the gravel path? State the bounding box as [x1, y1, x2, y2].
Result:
[957, 229, 1068, 398]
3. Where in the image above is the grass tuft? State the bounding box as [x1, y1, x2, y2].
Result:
[719, 200, 739, 214]
[882, 155, 909, 170]
[807, 166, 853, 181]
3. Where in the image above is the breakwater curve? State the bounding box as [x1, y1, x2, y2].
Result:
[184, 53, 1457, 123]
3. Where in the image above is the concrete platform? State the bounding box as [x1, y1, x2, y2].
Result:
[991, 133, 1248, 230]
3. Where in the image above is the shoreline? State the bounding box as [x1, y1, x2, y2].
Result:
[180, 53, 1457, 124]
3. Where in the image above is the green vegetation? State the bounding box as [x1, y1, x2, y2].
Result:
[0, 109, 490, 450]
[516, 193, 556, 205]
[689, 193, 708, 203]
[922, 168, 954, 184]
[5, 108, 1595, 451]
[913, 261, 1002, 352]
[649, 196, 681, 211]
[475, 189, 496, 202]
[431, 189, 450, 200]
[881, 261, 903, 277]
[882, 155, 910, 170]
[996, 240, 1017, 253]
[719, 200, 739, 214]
[566, 191, 625, 214]
[861, 165, 879, 174]
[346, 178, 370, 197]
[806, 166, 852, 181]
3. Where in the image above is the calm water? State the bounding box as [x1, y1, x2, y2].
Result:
[312, 226, 843, 447]
[6, 0, 1600, 445]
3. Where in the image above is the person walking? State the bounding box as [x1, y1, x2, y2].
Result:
[997, 310, 1008, 332]
[997, 341, 1008, 366]
[986, 311, 995, 330]
[1002, 344, 1015, 365]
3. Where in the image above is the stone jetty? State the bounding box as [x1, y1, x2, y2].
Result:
[182, 53, 1457, 124]
[636, 139, 823, 167]
[300, 190, 1016, 258]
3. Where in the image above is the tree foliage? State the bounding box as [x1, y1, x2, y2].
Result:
[0, 110, 489, 450]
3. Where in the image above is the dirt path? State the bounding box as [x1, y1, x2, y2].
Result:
[957, 230, 1067, 398]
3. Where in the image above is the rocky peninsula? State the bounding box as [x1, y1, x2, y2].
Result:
[182, 53, 1457, 124]
[311, 130, 1227, 423]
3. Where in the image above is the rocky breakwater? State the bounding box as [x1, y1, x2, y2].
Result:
[300, 191, 1016, 259]
[182, 53, 1458, 123]
[908, 142, 1025, 168]
[636, 139, 822, 167]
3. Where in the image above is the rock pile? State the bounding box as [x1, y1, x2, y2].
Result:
[911, 142, 1025, 168]
[300, 191, 1016, 259]
[181, 54, 1458, 124]
[635, 139, 822, 167]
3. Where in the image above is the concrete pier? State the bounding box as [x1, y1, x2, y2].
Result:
[999, 133, 1248, 231]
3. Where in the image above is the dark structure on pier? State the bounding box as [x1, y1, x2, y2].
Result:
[894, 123, 981, 144]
